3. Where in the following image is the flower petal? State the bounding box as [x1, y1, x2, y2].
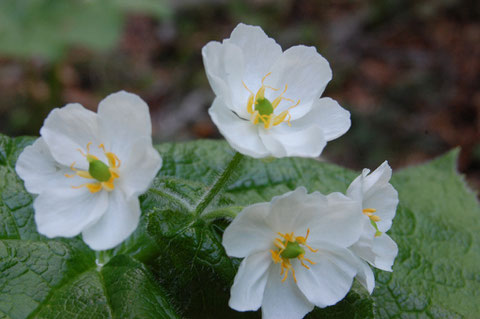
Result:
[262, 263, 314, 319]
[347, 161, 398, 232]
[15, 138, 72, 194]
[265, 187, 316, 233]
[203, 41, 249, 118]
[202, 41, 233, 101]
[225, 23, 282, 92]
[295, 246, 358, 308]
[372, 233, 398, 271]
[97, 91, 152, 160]
[229, 251, 271, 311]
[355, 258, 375, 294]
[118, 137, 162, 200]
[259, 121, 327, 158]
[267, 189, 363, 248]
[208, 97, 269, 158]
[34, 187, 108, 238]
[82, 189, 140, 250]
[222, 202, 276, 258]
[266, 45, 332, 119]
[40, 103, 100, 170]
[291, 97, 351, 141]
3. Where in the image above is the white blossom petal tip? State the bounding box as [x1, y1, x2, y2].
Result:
[16, 91, 162, 250]
[347, 161, 399, 292]
[223, 187, 362, 318]
[203, 23, 350, 158]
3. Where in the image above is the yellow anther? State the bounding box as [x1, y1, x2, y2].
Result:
[242, 73, 300, 129]
[67, 142, 121, 193]
[271, 229, 316, 284]
[363, 208, 381, 222]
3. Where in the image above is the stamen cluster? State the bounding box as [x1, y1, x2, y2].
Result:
[244, 72, 300, 129]
[270, 229, 317, 283]
[66, 142, 121, 193]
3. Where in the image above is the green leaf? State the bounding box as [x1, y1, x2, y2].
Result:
[373, 149, 480, 317]
[0, 135, 179, 319]
[1, 135, 479, 318]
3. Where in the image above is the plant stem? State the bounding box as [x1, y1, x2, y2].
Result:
[195, 152, 244, 217]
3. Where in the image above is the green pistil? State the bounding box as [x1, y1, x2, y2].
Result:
[255, 98, 274, 116]
[87, 156, 111, 182]
[281, 241, 305, 259]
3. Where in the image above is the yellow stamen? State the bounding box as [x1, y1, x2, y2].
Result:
[67, 142, 121, 193]
[363, 208, 381, 222]
[271, 229, 317, 284]
[242, 73, 300, 129]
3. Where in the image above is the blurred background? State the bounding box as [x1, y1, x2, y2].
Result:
[0, 0, 478, 191]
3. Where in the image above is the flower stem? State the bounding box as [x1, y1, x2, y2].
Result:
[195, 152, 244, 217]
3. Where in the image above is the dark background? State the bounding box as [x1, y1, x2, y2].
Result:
[0, 0, 478, 191]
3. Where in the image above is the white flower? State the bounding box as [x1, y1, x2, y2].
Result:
[346, 161, 399, 293]
[202, 23, 351, 158]
[222, 187, 364, 319]
[15, 91, 162, 251]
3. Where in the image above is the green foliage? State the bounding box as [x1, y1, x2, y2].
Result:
[0, 0, 170, 60]
[0, 135, 478, 318]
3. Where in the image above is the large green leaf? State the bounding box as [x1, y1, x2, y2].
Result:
[0, 134, 478, 318]
[0, 135, 179, 319]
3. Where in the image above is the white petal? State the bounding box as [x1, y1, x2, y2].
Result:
[15, 138, 72, 194]
[202, 41, 233, 101]
[362, 161, 392, 192]
[229, 251, 271, 311]
[364, 183, 398, 232]
[349, 223, 376, 264]
[203, 41, 250, 118]
[225, 23, 282, 92]
[40, 103, 100, 170]
[372, 233, 398, 271]
[355, 258, 375, 294]
[259, 121, 327, 158]
[345, 170, 367, 201]
[262, 264, 314, 319]
[265, 187, 316, 234]
[82, 190, 140, 250]
[304, 192, 363, 248]
[346, 161, 398, 232]
[292, 97, 351, 141]
[295, 246, 357, 308]
[34, 187, 108, 238]
[118, 137, 162, 200]
[266, 45, 332, 119]
[208, 97, 269, 158]
[222, 203, 276, 258]
[267, 189, 363, 248]
[97, 91, 152, 160]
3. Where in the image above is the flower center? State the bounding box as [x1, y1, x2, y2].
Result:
[363, 208, 382, 237]
[65, 142, 121, 193]
[243, 72, 300, 129]
[270, 229, 317, 283]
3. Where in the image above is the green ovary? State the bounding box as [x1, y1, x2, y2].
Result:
[88, 157, 111, 182]
[255, 98, 274, 116]
[281, 241, 305, 259]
